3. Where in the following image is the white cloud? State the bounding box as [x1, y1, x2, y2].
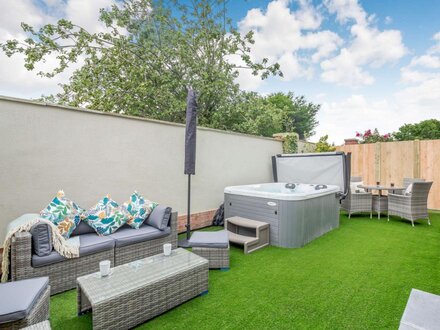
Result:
[64, 0, 115, 34]
[316, 32, 440, 144]
[236, 0, 342, 90]
[320, 0, 407, 87]
[397, 32, 440, 116]
[312, 92, 437, 145]
[323, 0, 368, 25]
[312, 94, 395, 144]
[0, 0, 117, 99]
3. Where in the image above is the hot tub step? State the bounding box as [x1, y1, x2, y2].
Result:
[225, 217, 270, 254]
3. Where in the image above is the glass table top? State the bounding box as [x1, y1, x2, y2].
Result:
[77, 248, 208, 304]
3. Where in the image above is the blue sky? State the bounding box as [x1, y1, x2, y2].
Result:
[0, 0, 439, 144]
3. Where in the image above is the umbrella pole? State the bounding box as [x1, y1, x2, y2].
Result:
[178, 174, 192, 248]
[186, 174, 191, 240]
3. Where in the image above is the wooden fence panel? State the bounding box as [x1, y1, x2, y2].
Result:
[420, 140, 440, 209]
[337, 140, 439, 209]
[380, 141, 417, 187]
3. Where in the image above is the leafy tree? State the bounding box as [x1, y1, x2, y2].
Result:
[315, 135, 336, 152]
[210, 91, 283, 137]
[1, 0, 281, 126]
[267, 92, 319, 139]
[356, 129, 392, 144]
[393, 119, 440, 141]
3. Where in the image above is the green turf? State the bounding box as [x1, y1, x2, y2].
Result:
[50, 213, 440, 329]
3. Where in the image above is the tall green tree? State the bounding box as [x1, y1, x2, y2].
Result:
[393, 119, 440, 141]
[2, 0, 281, 125]
[211, 91, 283, 137]
[267, 92, 319, 139]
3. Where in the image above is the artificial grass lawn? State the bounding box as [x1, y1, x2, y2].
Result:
[51, 212, 440, 329]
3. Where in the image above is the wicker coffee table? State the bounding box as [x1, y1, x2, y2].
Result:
[77, 248, 208, 330]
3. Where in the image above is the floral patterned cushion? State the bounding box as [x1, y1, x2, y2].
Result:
[122, 191, 158, 229]
[40, 190, 84, 239]
[85, 195, 129, 235]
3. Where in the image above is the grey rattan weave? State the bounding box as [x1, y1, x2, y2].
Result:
[192, 245, 230, 269]
[341, 190, 373, 218]
[114, 212, 178, 266]
[11, 233, 114, 295]
[372, 195, 388, 219]
[22, 320, 51, 330]
[0, 286, 50, 330]
[77, 248, 208, 330]
[388, 182, 433, 226]
[10, 212, 178, 295]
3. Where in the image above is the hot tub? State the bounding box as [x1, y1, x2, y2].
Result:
[224, 183, 341, 248]
[224, 152, 349, 248]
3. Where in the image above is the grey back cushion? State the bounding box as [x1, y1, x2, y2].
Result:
[145, 205, 172, 231]
[71, 220, 95, 236]
[30, 223, 53, 257]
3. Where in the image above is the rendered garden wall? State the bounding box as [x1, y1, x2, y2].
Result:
[0, 96, 283, 243]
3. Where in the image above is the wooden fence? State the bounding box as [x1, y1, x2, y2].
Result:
[336, 139, 440, 209]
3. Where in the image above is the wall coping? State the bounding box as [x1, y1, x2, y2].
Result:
[0, 94, 280, 142]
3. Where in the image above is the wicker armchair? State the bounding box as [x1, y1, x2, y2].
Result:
[387, 182, 433, 226]
[404, 178, 426, 188]
[341, 176, 373, 218]
[394, 178, 426, 195]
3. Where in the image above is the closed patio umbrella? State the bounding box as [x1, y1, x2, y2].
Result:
[178, 88, 197, 248]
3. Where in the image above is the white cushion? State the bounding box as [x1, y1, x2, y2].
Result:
[350, 181, 365, 193]
[405, 184, 413, 196]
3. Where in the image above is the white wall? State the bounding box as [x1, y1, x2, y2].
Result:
[0, 96, 283, 243]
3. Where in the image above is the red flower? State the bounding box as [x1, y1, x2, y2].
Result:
[356, 132, 361, 137]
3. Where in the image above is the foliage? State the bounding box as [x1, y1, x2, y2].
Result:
[282, 133, 298, 153]
[1, 0, 281, 126]
[267, 92, 319, 139]
[393, 119, 440, 141]
[356, 129, 393, 144]
[209, 91, 283, 137]
[315, 135, 336, 152]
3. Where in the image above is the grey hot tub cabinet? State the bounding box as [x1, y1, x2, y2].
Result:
[224, 192, 340, 248]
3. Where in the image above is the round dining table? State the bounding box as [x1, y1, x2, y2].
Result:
[357, 184, 406, 219]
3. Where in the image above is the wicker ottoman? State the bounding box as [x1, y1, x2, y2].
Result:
[189, 230, 230, 270]
[0, 277, 50, 329]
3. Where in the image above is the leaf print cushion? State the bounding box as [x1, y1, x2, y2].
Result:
[40, 190, 84, 239]
[122, 191, 158, 229]
[84, 195, 129, 235]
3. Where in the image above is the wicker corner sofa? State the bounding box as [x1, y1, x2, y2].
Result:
[10, 212, 178, 295]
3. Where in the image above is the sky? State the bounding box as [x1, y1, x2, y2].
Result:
[0, 0, 439, 144]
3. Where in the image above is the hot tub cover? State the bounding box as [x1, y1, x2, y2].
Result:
[272, 152, 349, 198]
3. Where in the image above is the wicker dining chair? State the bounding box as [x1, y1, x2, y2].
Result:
[387, 181, 433, 227]
[404, 177, 425, 188]
[341, 176, 373, 218]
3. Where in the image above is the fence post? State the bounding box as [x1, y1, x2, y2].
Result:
[413, 139, 421, 178]
[375, 142, 381, 182]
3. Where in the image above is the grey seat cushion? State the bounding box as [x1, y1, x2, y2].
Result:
[109, 225, 171, 247]
[0, 277, 49, 324]
[32, 234, 115, 268]
[145, 205, 172, 230]
[30, 223, 52, 257]
[79, 233, 115, 256]
[189, 230, 229, 248]
[71, 221, 95, 236]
